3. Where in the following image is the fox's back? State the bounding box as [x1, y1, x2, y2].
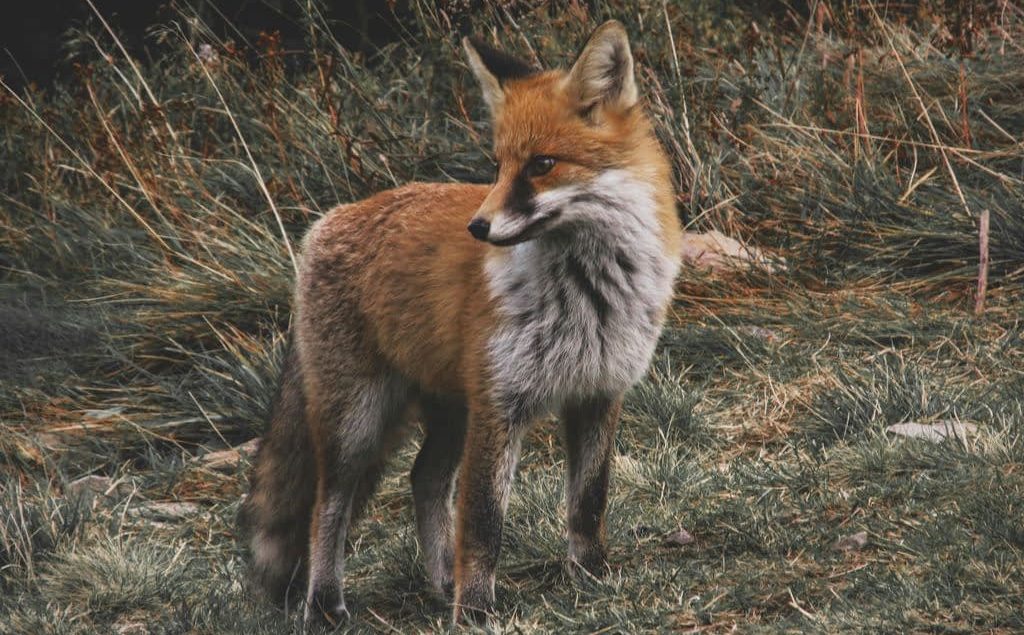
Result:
[297, 182, 493, 394]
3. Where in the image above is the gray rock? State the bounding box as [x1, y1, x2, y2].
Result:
[66, 475, 113, 498]
[130, 502, 202, 520]
[833, 531, 868, 552]
[664, 528, 695, 547]
[886, 421, 978, 443]
[199, 438, 260, 471]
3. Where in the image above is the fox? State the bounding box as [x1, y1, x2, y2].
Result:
[239, 20, 683, 625]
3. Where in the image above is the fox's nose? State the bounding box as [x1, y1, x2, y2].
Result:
[467, 218, 490, 241]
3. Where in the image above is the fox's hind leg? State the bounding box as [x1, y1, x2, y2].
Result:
[303, 373, 410, 625]
[411, 394, 467, 598]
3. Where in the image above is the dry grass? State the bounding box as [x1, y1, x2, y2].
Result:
[1, 0, 1023, 632]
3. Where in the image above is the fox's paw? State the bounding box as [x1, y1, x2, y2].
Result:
[304, 584, 350, 627]
[429, 576, 455, 604]
[569, 543, 610, 579]
[452, 583, 494, 626]
[452, 601, 493, 626]
[427, 551, 455, 601]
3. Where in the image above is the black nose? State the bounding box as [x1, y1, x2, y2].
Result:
[467, 218, 490, 241]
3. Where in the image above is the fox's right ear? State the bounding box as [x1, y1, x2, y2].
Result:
[462, 37, 534, 116]
[566, 20, 638, 115]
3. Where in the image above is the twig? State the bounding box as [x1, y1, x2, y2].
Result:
[189, 391, 230, 448]
[367, 607, 404, 634]
[958, 62, 972, 148]
[854, 48, 870, 158]
[975, 208, 990, 316]
[788, 587, 817, 620]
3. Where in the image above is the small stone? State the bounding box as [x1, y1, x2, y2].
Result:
[833, 531, 868, 552]
[740, 326, 779, 342]
[66, 475, 113, 498]
[886, 421, 978, 443]
[199, 438, 260, 471]
[114, 621, 148, 635]
[680, 230, 786, 274]
[664, 528, 695, 547]
[82, 406, 125, 420]
[131, 501, 201, 520]
[66, 475, 134, 501]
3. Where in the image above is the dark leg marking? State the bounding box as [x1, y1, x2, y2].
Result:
[412, 394, 467, 598]
[563, 395, 622, 575]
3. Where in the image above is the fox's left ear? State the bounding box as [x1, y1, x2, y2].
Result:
[463, 37, 536, 116]
[566, 20, 638, 114]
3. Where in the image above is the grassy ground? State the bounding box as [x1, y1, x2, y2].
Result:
[2, 1, 1023, 632]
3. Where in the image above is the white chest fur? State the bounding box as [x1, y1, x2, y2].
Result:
[485, 170, 679, 422]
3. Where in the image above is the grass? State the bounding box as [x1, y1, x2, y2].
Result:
[1, 0, 1023, 632]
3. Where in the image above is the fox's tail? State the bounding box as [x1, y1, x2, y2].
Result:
[238, 337, 315, 604]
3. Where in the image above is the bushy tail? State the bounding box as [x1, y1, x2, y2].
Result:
[238, 338, 316, 604]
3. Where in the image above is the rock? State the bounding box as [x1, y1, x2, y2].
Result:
[739, 325, 779, 342]
[114, 621, 148, 635]
[199, 438, 260, 471]
[680, 230, 785, 274]
[664, 528, 695, 547]
[885, 421, 978, 443]
[833, 531, 868, 552]
[66, 474, 135, 499]
[66, 475, 136, 502]
[66, 475, 114, 498]
[131, 501, 201, 520]
[81, 406, 125, 420]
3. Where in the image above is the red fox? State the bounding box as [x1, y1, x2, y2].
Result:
[240, 20, 682, 625]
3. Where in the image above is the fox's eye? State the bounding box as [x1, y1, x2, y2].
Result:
[525, 155, 555, 177]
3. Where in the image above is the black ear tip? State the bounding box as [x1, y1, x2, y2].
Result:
[466, 37, 537, 84]
[464, 36, 499, 58]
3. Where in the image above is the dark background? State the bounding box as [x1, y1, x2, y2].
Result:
[1, 0, 868, 93]
[0, 0, 407, 91]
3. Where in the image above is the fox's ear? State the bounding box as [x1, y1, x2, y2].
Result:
[462, 37, 535, 115]
[566, 20, 638, 114]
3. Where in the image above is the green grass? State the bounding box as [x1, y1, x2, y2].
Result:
[2, 0, 1023, 632]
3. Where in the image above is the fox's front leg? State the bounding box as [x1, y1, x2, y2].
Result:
[563, 395, 622, 575]
[452, 404, 525, 623]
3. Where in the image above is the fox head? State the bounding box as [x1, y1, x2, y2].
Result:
[463, 21, 672, 247]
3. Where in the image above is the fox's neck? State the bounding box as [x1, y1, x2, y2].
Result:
[484, 169, 679, 418]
